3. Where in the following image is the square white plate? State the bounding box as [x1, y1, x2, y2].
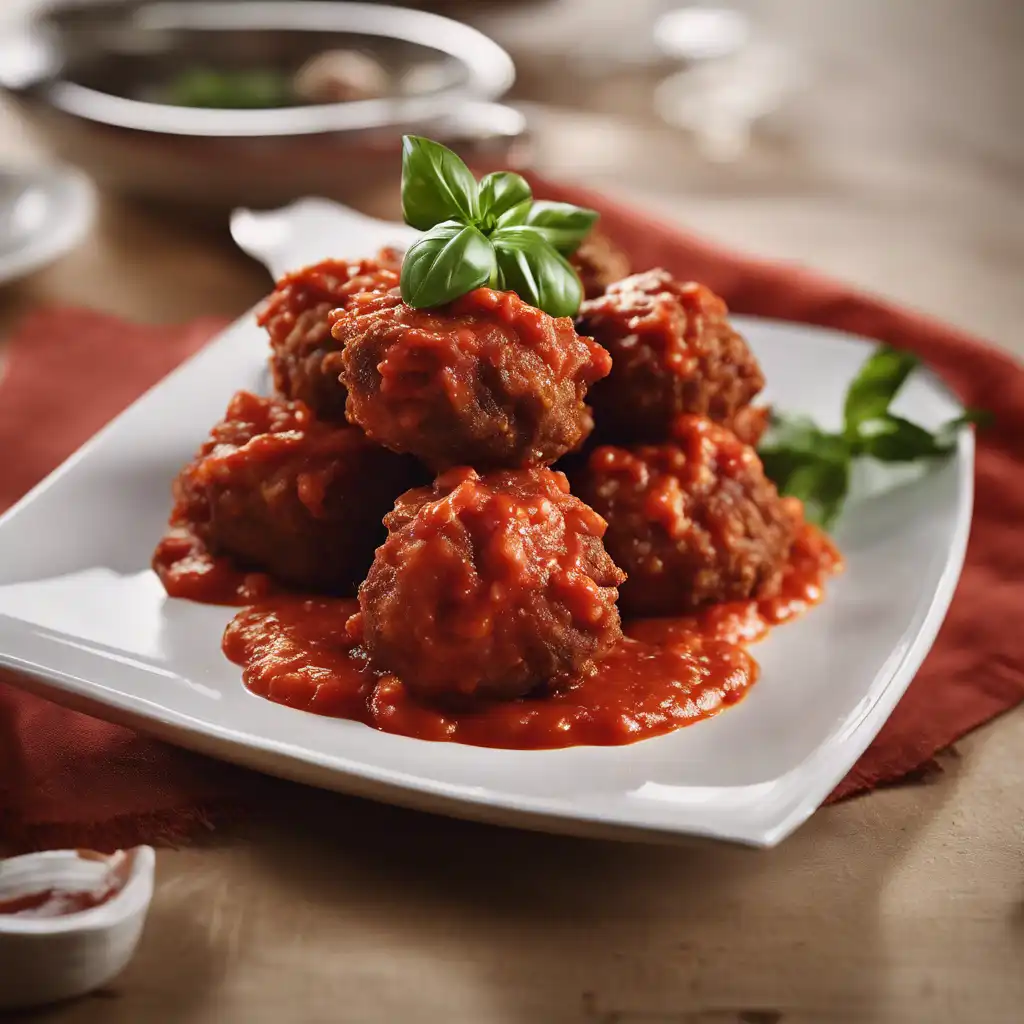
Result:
[0, 203, 972, 847]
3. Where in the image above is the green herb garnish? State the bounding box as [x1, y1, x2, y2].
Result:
[399, 136, 597, 317]
[398, 221, 495, 309]
[759, 345, 987, 528]
[164, 68, 294, 109]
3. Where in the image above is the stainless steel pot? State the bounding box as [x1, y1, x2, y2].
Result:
[0, 1, 528, 214]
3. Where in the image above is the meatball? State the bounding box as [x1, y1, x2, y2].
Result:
[571, 415, 795, 616]
[165, 391, 422, 593]
[355, 466, 626, 703]
[578, 269, 766, 445]
[258, 250, 401, 421]
[569, 231, 632, 299]
[329, 287, 612, 470]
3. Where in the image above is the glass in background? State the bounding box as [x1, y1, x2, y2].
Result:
[653, 5, 806, 163]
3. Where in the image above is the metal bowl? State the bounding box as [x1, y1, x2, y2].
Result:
[0, 1, 526, 214]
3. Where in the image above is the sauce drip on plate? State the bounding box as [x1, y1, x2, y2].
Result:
[153, 524, 276, 605]
[223, 522, 840, 750]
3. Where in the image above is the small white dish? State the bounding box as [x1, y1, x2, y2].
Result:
[0, 165, 96, 286]
[0, 202, 972, 847]
[0, 846, 155, 1010]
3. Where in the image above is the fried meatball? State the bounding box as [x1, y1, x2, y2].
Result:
[578, 269, 766, 445]
[571, 415, 795, 616]
[166, 391, 422, 593]
[258, 250, 401, 421]
[329, 287, 612, 471]
[570, 231, 632, 299]
[355, 466, 626, 703]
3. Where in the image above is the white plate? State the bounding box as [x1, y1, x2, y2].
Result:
[0, 202, 972, 847]
[0, 167, 96, 285]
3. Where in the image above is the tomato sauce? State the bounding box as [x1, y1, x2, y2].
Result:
[328, 284, 612, 471]
[626, 520, 843, 647]
[153, 524, 277, 605]
[578, 269, 766, 447]
[222, 522, 840, 750]
[0, 888, 114, 919]
[0, 851, 134, 919]
[223, 598, 756, 749]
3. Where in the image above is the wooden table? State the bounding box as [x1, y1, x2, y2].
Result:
[2, 1, 1022, 1021]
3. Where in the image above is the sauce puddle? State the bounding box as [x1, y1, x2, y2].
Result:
[223, 523, 841, 750]
[153, 525, 278, 606]
[0, 888, 113, 919]
[0, 851, 136, 920]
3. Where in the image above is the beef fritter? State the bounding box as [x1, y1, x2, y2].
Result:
[578, 270, 767, 446]
[330, 287, 612, 470]
[569, 231, 632, 299]
[353, 466, 626, 703]
[159, 391, 422, 594]
[258, 251, 400, 421]
[571, 415, 795, 616]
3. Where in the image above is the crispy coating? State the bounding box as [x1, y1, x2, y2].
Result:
[570, 231, 632, 299]
[167, 391, 422, 593]
[356, 466, 626, 702]
[258, 251, 401, 421]
[331, 287, 612, 470]
[578, 269, 766, 445]
[571, 415, 795, 615]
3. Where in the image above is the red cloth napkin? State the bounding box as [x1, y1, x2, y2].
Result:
[0, 312, 246, 852]
[2, 187, 1023, 852]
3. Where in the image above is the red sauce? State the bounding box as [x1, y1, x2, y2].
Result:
[328, 286, 611, 470]
[0, 851, 134, 919]
[0, 888, 114, 919]
[153, 523, 277, 605]
[222, 521, 840, 750]
[578, 270, 766, 446]
[223, 598, 756, 748]
[627, 520, 843, 647]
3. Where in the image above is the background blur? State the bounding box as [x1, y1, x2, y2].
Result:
[1, 0, 1021, 346]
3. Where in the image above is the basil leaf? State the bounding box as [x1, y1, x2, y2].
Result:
[781, 459, 850, 528]
[843, 346, 920, 435]
[401, 135, 479, 231]
[758, 415, 851, 526]
[495, 198, 533, 228]
[400, 221, 496, 309]
[477, 172, 532, 229]
[523, 201, 600, 255]
[491, 227, 584, 318]
[759, 414, 849, 465]
[759, 346, 990, 532]
[936, 407, 992, 443]
[859, 408, 985, 462]
[759, 448, 817, 494]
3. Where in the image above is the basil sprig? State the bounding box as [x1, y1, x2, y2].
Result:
[400, 135, 479, 230]
[759, 345, 988, 528]
[518, 201, 599, 254]
[490, 226, 584, 319]
[399, 136, 597, 317]
[398, 221, 496, 309]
